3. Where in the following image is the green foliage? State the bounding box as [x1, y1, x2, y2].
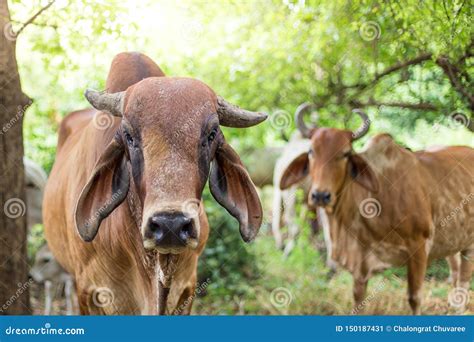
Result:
[198, 187, 259, 299]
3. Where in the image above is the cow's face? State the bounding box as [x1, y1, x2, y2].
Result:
[30, 245, 66, 283]
[280, 106, 378, 212]
[123, 78, 220, 253]
[307, 128, 353, 208]
[75, 77, 266, 254]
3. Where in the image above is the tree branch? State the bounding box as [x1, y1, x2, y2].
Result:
[11, 19, 58, 30]
[436, 55, 474, 111]
[350, 99, 438, 111]
[345, 53, 434, 93]
[15, 0, 55, 36]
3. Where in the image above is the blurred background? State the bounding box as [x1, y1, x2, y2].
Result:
[3, 0, 473, 314]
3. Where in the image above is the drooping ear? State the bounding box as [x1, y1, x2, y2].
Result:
[348, 153, 379, 193]
[74, 136, 130, 242]
[209, 142, 263, 242]
[279, 153, 309, 190]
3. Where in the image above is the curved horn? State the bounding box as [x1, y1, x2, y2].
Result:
[85, 89, 125, 117]
[295, 102, 317, 138]
[351, 109, 371, 140]
[217, 96, 268, 128]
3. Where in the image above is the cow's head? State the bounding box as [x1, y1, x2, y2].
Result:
[75, 77, 266, 254]
[280, 104, 378, 211]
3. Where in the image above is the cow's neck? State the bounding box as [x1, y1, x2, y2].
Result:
[125, 181, 179, 315]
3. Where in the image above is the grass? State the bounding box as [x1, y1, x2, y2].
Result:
[193, 226, 473, 315]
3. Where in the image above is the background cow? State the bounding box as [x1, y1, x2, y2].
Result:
[43, 52, 267, 315]
[24, 157, 47, 232]
[30, 244, 76, 315]
[280, 104, 474, 314]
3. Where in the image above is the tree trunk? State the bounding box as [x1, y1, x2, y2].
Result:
[0, 0, 31, 315]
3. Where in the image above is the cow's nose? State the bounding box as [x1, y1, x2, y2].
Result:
[147, 212, 194, 247]
[311, 190, 331, 206]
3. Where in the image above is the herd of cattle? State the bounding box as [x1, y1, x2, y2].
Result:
[25, 52, 473, 315]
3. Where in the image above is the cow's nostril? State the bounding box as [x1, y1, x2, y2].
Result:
[322, 192, 331, 204]
[311, 191, 319, 202]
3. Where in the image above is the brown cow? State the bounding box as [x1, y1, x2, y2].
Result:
[280, 104, 474, 314]
[43, 52, 266, 315]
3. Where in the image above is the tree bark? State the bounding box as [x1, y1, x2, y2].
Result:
[0, 0, 31, 315]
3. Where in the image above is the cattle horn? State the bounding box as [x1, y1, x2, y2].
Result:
[295, 102, 318, 138]
[351, 109, 371, 141]
[217, 96, 268, 128]
[85, 89, 125, 117]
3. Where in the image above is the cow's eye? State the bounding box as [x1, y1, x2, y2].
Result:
[308, 149, 314, 156]
[124, 132, 134, 146]
[207, 129, 217, 143]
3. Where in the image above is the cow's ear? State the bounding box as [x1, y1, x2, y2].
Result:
[209, 142, 263, 242]
[348, 153, 379, 193]
[279, 152, 309, 190]
[74, 136, 130, 242]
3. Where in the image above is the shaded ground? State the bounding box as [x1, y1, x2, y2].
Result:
[29, 234, 472, 316]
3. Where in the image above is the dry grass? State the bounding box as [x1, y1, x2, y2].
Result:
[193, 233, 473, 315]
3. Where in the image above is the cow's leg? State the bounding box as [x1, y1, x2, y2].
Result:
[459, 249, 473, 290]
[76, 287, 90, 315]
[65, 278, 74, 315]
[352, 276, 369, 314]
[454, 248, 474, 312]
[351, 257, 370, 314]
[318, 208, 337, 276]
[172, 286, 195, 315]
[44, 280, 52, 315]
[407, 244, 428, 315]
[446, 253, 461, 286]
[282, 187, 297, 257]
[271, 188, 284, 250]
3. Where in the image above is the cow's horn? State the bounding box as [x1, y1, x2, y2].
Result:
[295, 102, 317, 138]
[217, 96, 267, 128]
[85, 89, 125, 117]
[351, 109, 371, 141]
